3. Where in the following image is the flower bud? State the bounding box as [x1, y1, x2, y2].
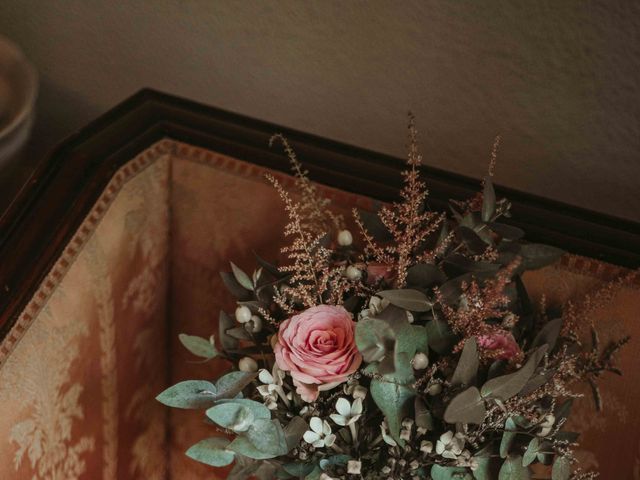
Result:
[345, 265, 362, 281]
[412, 352, 429, 370]
[238, 356, 258, 372]
[235, 305, 252, 323]
[337, 229, 353, 246]
[420, 440, 433, 453]
[352, 385, 368, 400]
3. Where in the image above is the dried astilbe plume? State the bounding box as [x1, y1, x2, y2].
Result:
[354, 114, 445, 287]
[270, 134, 344, 235]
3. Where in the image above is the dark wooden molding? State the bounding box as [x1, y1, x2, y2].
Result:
[1, 88, 639, 340]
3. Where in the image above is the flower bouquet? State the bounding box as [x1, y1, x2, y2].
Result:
[157, 119, 628, 480]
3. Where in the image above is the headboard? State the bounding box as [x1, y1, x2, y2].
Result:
[0, 89, 638, 479]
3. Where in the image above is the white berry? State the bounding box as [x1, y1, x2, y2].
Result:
[238, 356, 258, 372]
[345, 265, 362, 281]
[235, 305, 252, 323]
[337, 229, 353, 246]
[412, 352, 429, 370]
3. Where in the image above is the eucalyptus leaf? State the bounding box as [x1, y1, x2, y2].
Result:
[425, 317, 458, 354]
[406, 263, 446, 289]
[179, 333, 218, 360]
[219, 310, 239, 350]
[231, 262, 254, 290]
[207, 399, 270, 432]
[482, 176, 496, 222]
[228, 436, 278, 460]
[221, 271, 253, 300]
[244, 419, 289, 456]
[490, 222, 525, 241]
[370, 378, 415, 445]
[443, 386, 486, 425]
[283, 463, 316, 476]
[320, 454, 350, 470]
[500, 418, 518, 458]
[284, 416, 307, 451]
[519, 244, 564, 271]
[472, 456, 495, 480]
[377, 289, 432, 312]
[498, 456, 530, 480]
[481, 346, 547, 401]
[431, 464, 473, 479]
[355, 317, 395, 363]
[551, 456, 571, 480]
[156, 380, 217, 409]
[185, 437, 235, 467]
[456, 226, 490, 254]
[451, 337, 479, 387]
[531, 318, 563, 351]
[215, 371, 258, 400]
[523, 438, 540, 466]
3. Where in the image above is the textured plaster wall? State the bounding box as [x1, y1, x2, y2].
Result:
[0, 1, 639, 221]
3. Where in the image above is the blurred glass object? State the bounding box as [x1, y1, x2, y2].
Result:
[0, 35, 38, 165]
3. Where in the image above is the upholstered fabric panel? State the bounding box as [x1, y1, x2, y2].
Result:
[0, 139, 637, 478]
[0, 148, 171, 479]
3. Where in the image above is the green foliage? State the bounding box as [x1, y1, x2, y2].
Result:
[179, 333, 218, 360]
[431, 464, 473, 479]
[186, 437, 235, 467]
[425, 317, 458, 354]
[355, 317, 395, 363]
[499, 418, 518, 458]
[498, 456, 530, 479]
[377, 289, 433, 311]
[370, 378, 415, 445]
[444, 386, 486, 425]
[552, 456, 571, 480]
[231, 262, 254, 291]
[206, 399, 271, 432]
[156, 380, 218, 409]
[522, 438, 540, 466]
[481, 346, 547, 401]
[451, 337, 479, 387]
[215, 371, 257, 399]
[482, 177, 496, 222]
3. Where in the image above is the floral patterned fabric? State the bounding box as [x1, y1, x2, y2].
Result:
[0, 139, 637, 479]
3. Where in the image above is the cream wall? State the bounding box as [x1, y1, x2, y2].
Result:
[0, 0, 638, 221]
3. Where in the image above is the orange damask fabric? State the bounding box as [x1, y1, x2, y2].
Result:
[0, 139, 637, 479]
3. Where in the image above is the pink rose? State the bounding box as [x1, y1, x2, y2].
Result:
[477, 332, 521, 361]
[274, 305, 362, 402]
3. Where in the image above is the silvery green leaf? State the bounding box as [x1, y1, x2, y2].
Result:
[231, 262, 254, 290]
[523, 438, 540, 466]
[185, 437, 235, 467]
[355, 317, 395, 363]
[425, 317, 457, 355]
[319, 455, 350, 470]
[215, 371, 257, 399]
[221, 271, 253, 300]
[519, 244, 564, 271]
[227, 455, 260, 480]
[283, 462, 316, 476]
[179, 333, 218, 360]
[531, 318, 563, 351]
[443, 386, 486, 425]
[481, 346, 547, 401]
[283, 416, 307, 451]
[456, 226, 490, 254]
[431, 464, 473, 479]
[482, 176, 496, 222]
[370, 378, 415, 445]
[156, 380, 217, 409]
[490, 222, 525, 241]
[207, 399, 270, 432]
[498, 456, 530, 480]
[552, 456, 571, 480]
[500, 418, 518, 458]
[244, 419, 288, 456]
[451, 337, 479, 387]
[219, 310, 239, 350]
[228, 436, 277, 460]
[406, 263, 446, 289]
[377, 289, 432, 312]
[304, 466, 324, 480]
[226, 326, 253, 341]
